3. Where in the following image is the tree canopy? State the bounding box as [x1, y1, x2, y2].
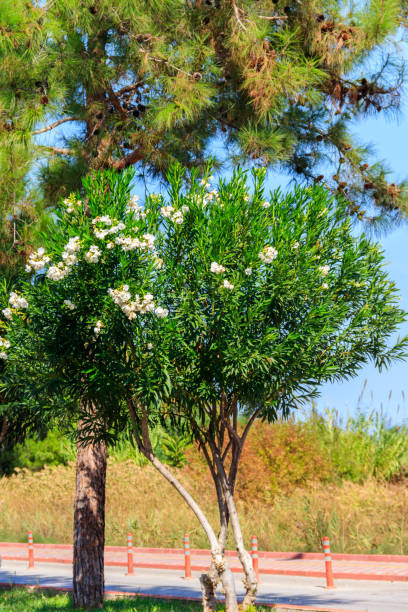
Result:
[0, 0, 407, 223]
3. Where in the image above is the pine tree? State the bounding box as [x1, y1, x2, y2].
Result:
[1, 1, 407, 608]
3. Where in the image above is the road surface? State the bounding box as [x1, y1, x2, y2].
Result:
[1, 560, 408, 611]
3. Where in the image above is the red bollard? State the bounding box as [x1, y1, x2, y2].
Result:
[251, 535, 260, 582]
[184, 533, 192, 579]
[28, 531, 34, 569]
[322, 536, 335, 589]
[126, 533, 134, 575]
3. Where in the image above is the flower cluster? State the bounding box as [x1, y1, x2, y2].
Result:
[259, 246, 278, 263]
[318, 265, 330, 277]
[261, 201, 271, 209]
[0, 336, 10, 360]
[26, 248, 50, 273]
[126, 195, 147, 220]
[85, 245, 101, 263]
[115, 233, 156, 252]
[245, 267, 252, 276]
[64, 299, 76, 310]
[93, 320, 103, 337]
[47, 236, 81, 281]
[108, 285, 168, 320]
[210, 262, 225, 274]
[92, 216, 126, 239]
[222, 279, 234, 290]
[9, 292, 28, 310]
[63, 196, 82, 214]
[47, 265, 71, 281]
[161, 205, 189, 225]
[2, 308, 12, 320]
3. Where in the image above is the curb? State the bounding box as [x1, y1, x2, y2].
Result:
[2, 555, 407, 581]
[1, 542, 408, 564]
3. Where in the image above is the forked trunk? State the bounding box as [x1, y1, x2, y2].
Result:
[73, 425, 107, 609]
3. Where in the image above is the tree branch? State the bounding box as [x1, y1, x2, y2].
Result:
[32, 117, 78, 135]
[38, 145, 72, 156]
[113, 148, 143, 171]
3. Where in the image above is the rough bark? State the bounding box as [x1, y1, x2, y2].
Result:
[73, 425, 107, 609]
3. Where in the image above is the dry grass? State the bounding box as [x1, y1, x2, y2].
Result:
[1, 459, 407, 554]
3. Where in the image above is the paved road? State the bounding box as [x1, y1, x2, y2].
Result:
[1, 561, 408, 611]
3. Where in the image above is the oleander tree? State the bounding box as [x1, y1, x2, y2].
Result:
[2, 166, 407, 610]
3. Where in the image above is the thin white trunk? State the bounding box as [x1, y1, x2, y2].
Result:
[127, 403, 239, 611]
[213, 449, 258, 609]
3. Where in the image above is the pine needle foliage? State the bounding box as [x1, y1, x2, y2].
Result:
[0, 0, 407, 232]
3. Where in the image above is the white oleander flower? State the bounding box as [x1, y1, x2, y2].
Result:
[126, 195, 143, 216]
[147, 343, 153, 350]
[63, 300, 76, 310]
[2, 308, 13, 320]
[107, 242, 115, 249]
[65, 237, 81, 253]
[259, 246, 278, 263]
[62, 252, 78, 267]
[222, 279, 234, 290]
[210, 262, 225, 274]
[261, 201, 271, 209]
[9, 292, 28, 309]
[155, 306, 169, 318]
[181, 205, 189, 214]
[245, 268, 252, 276]
[322, 283, 329, 289]
[94, 228, 110, 239]
[172, 211, 184, 225]
[142, 234, 155, 250]
[292, 242, 300, 249]
[26, 247, 51, 272]
[0, 337, 10, 349]
[0, 352, 7, 360]
[243, 195, 249, 202]
[85, 245, 101, 263]
[93, 320, 103, 337]
[161, 205, 174, 218]
[318, 265, 330, 277]
[115, 235, 141, 251]
[92, 215, 112, 226]
[47, 265, 69, 281]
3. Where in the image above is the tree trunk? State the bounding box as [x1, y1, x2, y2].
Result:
[73, 424, 107, 609]
[127, 402, 239, 611]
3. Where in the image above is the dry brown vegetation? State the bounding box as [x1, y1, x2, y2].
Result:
[1, 452, 407, 554]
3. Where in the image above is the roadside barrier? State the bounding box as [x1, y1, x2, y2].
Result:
[28, 531, 34, 569]
[251, 535, 260, 582]
[322, 536, 335, 588]
[126, 533, 134, 575]
[184, 533, 191, 579]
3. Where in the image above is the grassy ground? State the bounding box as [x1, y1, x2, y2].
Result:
[0, 589, 284, 611]
[0, 589, 203, 611]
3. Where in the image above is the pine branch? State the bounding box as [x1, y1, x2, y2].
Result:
[113, 148, 143, 171]
[38, 145, 72, 156]
[32, 117, 78, 135]
[116, 82, 144, 97]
